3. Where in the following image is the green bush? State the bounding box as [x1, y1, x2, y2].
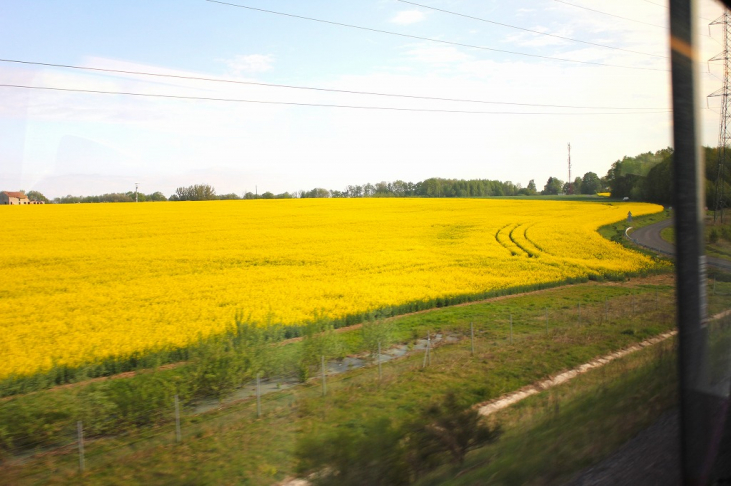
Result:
[710, 227, 720, 244]
[298, 318, 345, 382]
[361, 311, 395, 360]
[105, 373, 179, 427]
[0, 393, 78, 451]
[297, 418, 411, 486]
[186, 340, 250, 400]
[295, 392, 501, 485]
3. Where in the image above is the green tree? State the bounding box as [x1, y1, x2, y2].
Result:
[361, 311, 395, 360]
[298, 319, 345, 381]
[407, 392, 501, 468]
[604, 148, 672, 199]
[301, 188, 331, 198]
[296, 418, 410, 486]
[527, 179, 537, 195]
[25, 190, 49, 203]
[573, 177, 582, 194]
[643, 154, 673, 205]
[174, 184, 217, 201]
[295, 392, 501, 485]
[185, 339, 249, 399]
[147, 191, 167, 201]
[542, 177, 564, 195]
[580, 172, 602, 194]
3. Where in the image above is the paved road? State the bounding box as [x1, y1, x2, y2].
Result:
[563, 220, 731, 485]
[628, 218, 731, 271]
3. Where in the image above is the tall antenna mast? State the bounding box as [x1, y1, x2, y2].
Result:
[567, 143, 573, 195]
[710, 11, 731, 223]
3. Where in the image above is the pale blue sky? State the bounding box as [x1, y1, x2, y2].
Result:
[0, 0, 726, 198]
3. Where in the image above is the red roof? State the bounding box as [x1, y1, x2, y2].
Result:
[2, 191, 29, 199]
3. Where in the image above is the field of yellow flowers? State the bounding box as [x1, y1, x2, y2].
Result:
[0, 198, 662, 379]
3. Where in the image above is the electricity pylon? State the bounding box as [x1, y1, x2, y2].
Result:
[709, 11, 731, 223]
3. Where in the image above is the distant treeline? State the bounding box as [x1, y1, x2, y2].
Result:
[35, 179, 537, 204]
[27, 175, 606, 204]
[33, 153, 698, 204]
[53, 191, 168, 204]
[312, 179, 534, 198]
[603, 146, 727, 208]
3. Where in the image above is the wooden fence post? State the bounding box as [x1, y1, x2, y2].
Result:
[77, 421, 85, 473]
[256, 373, 262, 418]
[470, 322, 475, 355]
[174, 395, 182, 442]
[509, 314, 513, 344]
[378, 341, 382, 381]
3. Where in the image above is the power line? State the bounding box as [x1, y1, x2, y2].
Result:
[396, 0, 667, 59]
[638, 0, 714, 22]
[553, 0, 668, 28]
[0, 58, 670, 110]
[555, 0, 713, 37]
[205, 0, 669, 72]
[640, 0, 667, 7]
[0, 83, 672, 115]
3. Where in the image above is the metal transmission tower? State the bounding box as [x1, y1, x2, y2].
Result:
[567, 143, 573, 195]
[710, 11, 731, 223]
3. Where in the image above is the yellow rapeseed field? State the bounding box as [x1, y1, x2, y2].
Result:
[0, 198, 662, 378]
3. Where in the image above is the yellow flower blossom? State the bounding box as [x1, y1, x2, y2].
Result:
[0, 198, 662, 378]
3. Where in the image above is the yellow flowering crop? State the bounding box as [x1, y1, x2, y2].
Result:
[0, 198, 662, 378]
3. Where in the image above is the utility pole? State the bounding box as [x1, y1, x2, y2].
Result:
[135, 182, 139, 203]
[710, 12, 731, 223]
[567, 143, 573, 195]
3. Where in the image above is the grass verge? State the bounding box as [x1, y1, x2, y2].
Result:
[598, 209, 671, 256]
[415, 336, 677, 486]
[0, 278, 680, 485]
[660, 215, 731, 265]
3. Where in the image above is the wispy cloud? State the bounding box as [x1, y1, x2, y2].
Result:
[403, 45, 472, 64]
[503, 26, 574, 48]
[389, 10, 427, 25]
[220, 54, 275, 75]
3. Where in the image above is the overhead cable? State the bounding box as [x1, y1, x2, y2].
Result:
[0, 83, 672, 115]
[638, 0, 714, 21]
[205, 0, 669, 72]
[0, 58, 669, 110]
[553, 0, 669, 28]
[397, 0, 668, 59]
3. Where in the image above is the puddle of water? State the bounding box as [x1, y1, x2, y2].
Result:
[191, 332, 464, 414]
[194, 377, 298, 414]
[327, 357, 367, 374]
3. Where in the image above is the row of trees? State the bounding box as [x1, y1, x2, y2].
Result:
[242, 174, 604, 200]
[540, 171, 603, 196]
[22, 172, 611, 205]
[603, 146, 731, 208]
[52, 191, 168, 204]
[295, 178, 548, 199]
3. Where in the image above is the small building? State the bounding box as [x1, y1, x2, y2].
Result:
[0, 191, 31, 205]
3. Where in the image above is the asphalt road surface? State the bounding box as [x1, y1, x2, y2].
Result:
[563, 218, 731, 485]
[628, 218, 731, 271]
